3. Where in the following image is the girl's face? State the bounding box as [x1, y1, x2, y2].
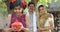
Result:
[39, 7, 45, 15]
[14, 6, 23, 13]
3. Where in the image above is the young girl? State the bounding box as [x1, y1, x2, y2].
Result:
[7, 0, 29, 32]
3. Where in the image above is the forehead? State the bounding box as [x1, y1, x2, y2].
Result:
[14, 6, 21, 8]
[29, 4, 34, 6]
[39, 7, 44, 9]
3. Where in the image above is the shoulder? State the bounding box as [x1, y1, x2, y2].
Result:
[47, 13, 54, 22]
[25, 14, 29, 17]
[8, 14, 12, 17]
[22, 14, 26, 16]
[25, 14, 29, 19]
[22, 14, 27, 18]
[48, 13, 53, 18]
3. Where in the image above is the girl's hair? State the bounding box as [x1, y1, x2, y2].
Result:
[10, 0, 27, 10]
[38, 5, 47, 13]
[10, 0, 23, 10]
[10, 0, 26, 13]
[38, 5, 44, 10]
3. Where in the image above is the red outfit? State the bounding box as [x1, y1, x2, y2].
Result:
[10, 14, 27, 32]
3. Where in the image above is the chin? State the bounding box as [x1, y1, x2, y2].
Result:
[16, 12, 21, 13]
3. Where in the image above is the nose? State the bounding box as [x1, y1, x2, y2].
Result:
[16, 10, 20, 12]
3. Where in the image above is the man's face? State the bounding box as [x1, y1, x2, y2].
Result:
[28, 4, 35, 12]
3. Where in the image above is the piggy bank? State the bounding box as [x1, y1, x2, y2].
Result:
[11, 20, 23, 31]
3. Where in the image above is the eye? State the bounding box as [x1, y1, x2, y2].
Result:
[18, 8, 21, 10]
[14, 8, 17, 10]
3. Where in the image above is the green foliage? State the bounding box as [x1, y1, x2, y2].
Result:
[25, 0, 31, 4]
[0, 0, 8, 16]
[36, 0, 51, 8]
[0, 0, 58, 15]
[54, 0, 58, 2]
[36, 0, 58, 8]
[24, 0, 31, 13]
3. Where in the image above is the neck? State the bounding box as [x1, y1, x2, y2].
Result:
[29, 11, 33, 15]
[40, 13, 46, 16]
[15, 12, 22, 16]
[29, 10, 34, 15]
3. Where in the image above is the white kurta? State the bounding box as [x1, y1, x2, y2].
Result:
[26, 12, 37, 32]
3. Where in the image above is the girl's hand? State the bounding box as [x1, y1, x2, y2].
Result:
[21, 27, 29, 32]
[38, 27, 43, 32]
[39, 27, 44, 31]
[11, 22, 24, 31]
[21, 27, 29, 31]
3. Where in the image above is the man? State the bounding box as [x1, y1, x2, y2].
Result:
[26, 2, 37, 32]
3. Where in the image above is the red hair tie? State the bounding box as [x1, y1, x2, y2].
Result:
[11, 0, 16, 4]
[22, 0, 27, 9]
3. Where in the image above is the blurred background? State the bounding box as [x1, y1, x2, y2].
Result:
[0, 0, 60, 32]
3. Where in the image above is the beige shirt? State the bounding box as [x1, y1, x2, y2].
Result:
[44, 14, 54, 32]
